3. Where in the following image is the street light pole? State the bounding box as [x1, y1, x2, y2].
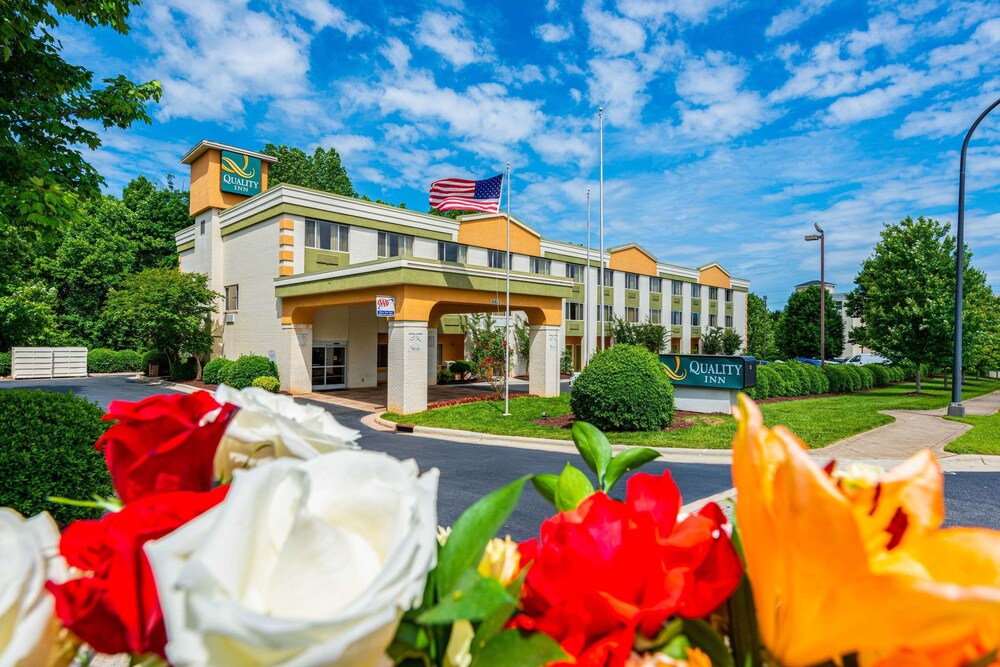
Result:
[948, 95, 1000, 418]
[805, 222, 826, 366]
[763, 295, 768, 359]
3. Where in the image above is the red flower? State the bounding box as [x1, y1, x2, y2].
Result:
[98, 392, 238, 503]
[513, 471, 743, 667]
[46, 487, 228, 657]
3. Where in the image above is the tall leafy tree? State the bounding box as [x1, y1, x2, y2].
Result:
[262, 144, 356, 197]
[0, 282, 63, 351]
[776, 285, 844, 361]
[745, 293, 768, 358]
[847, 216, 954, 393]
[1, 0, 161, 242]
[122, 175, 191, 268]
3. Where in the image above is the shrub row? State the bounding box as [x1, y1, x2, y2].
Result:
[200, 355, 280, 389]
[746, 361, 908, 400]
[0, 351, 10, 376]
[427, 392, 536, 410]
[87, 348, 145, 373]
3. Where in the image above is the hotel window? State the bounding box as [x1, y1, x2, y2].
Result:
[377, 231, 413, 258]
[487, 249, 507, 269]
[725, 289, 733, 302]
[671, 280, 683, 296]
[671, 310, 683, 326]
[650, 308, 662, 324]
[709, 286, 719, 300]
[438, 241, 467, 263]
[597, 304, 614, 321]
[625, 306, 639, 323]
[530, 257, 551, 275]
[200, 219, 206, 235]
[565, 262, 584, 283]
[224, 285, 238, 312]
[725, 315, 734, 328]
[565, 302, 584, 321]
[691, 312, 701, 326]
[709, 314, 718, 327]
[306, 220, 349, 252]
[650, 277, 662, 293]
[625, 272, 639, 290]
[599, 269, 614, 286]
[691, 284, 702, 298]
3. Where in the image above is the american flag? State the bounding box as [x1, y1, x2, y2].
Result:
[429, 173, 504, 213]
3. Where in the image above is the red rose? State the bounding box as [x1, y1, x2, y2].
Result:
[98, 392, 238, 503]
[513, 470, 743, 667]
[46, 487, 228, 657]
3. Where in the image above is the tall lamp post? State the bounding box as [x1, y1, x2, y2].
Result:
[805, 223, 826, 366]
[763, 295, 768, 359]
[948, 95, 1000, 418]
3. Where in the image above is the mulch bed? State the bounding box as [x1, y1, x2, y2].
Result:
[532, 409, 716, 433]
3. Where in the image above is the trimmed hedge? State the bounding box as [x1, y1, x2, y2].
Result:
[0, 351, 10, 376]
[866, 364, 890, 386]
[252, 376, 281, 392]
[170, 357, 198, 382]
[0, 390, 112, 526]
[142, 349, 167, 376]
[227, 355, 280, 390]
[436, 370, 452, 385]
[570, 344, 674, 431]
[202, 358, 234, 385]
[449, 360, 474, 379]
[87, 348, 145, 373]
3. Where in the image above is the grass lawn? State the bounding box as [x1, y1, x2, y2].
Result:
[944, 410, 1000, 455]
[384, 376, 1000, 450]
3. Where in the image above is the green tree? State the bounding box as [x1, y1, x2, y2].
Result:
[122, 175, 191, 268]
[513, 317, 530, 367]
[462, 312, 508, 394]
[745, 293, 768, 358]
[0, 282, 63, 351]
[1, 0, 161, 242]
[262, 144, 357, 197]
[721, 328, 742, 355]
[848, 216, 954, 393]
[101, 269, 219, 378]
[777, 286, 844, 361]
[701, 326, 724, 354]
[611, 318, 666, 353]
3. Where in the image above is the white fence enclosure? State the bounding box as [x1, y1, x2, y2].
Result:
[12, 347, 88, 380]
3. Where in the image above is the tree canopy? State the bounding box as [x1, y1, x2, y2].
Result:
[1, 0, 161, 242]
[262, 144, 357, 198]
[776, 285, 844, 361]
[745, 293, 770, 358]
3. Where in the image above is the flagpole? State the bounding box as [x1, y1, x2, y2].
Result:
[503, 161, 512, 417]
[598, 106, 605, 351]
[585, 188, 591, 367]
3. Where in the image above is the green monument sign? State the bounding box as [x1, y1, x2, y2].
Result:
[659, 354, 757, 390]
[220, 150, 262, 196]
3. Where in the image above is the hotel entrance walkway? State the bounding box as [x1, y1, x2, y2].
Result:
[299, 378, 536, 413]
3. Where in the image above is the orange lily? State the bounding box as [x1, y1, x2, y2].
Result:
[731, 394, 1000, 667]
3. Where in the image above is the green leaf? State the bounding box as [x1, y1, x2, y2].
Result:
[725, 520, 763, 667]
[418, 569, 515, 625]
[571, 421, 613, 486]
[604, 447, 661, 492]
[473, 565, 530, 653]
[964, 649, 998, 667]
[634, 618, 683, 653]
[436, 476, 528, 598]
[663, 634, 692, 660]
[554, 463, 594, 512]
[470, 629, 567, 667]
[683, 619, 735, 667]
[530, 473, 558, 506]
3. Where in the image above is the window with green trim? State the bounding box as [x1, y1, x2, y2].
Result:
[306, 219, 349, 252]
[378, 231, 413, 258]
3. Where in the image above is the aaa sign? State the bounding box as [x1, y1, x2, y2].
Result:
[659, 354, 757, 390]
[376, 296, 396, 318]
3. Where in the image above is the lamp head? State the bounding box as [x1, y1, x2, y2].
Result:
[814, 222, 824, 234]
[804, 234, 821, 241]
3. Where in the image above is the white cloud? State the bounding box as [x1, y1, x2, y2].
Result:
[766, 0, 836, 38]
[587, 58, 650, 126]
[616, 0, 731, 25]
[312, 134, 375, 161]
[546, 0, 559, 10]
[286, 0, 366, 36]
[534, 23, 574, 43]
[583, 0, 647, 56]
[380, 37, 412, 71]
[896, 83, 1000, 139]
[675, 52, 775, 140]
[823, 68, 931, 125]
[414, 11, 491, 69]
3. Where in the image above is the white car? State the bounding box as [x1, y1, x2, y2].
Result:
[843, 353, 888, 365]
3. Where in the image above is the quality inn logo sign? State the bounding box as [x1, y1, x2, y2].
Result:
[220, 151, 261, 196]
[659, 354, 756, 390]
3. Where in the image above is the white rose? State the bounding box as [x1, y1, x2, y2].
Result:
[212, 385, 361, 482]
[0, 509, 67, 667]
[146, 451, 439, 667]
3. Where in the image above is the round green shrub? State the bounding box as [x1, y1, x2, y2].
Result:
[170, 357, 198, 382]
[746, 368, 771, 400]
[789, 362, 815, 395]
[436, 369, 452, 384]
[856, 366, 875, 390]
[142, 349, 166, 376]
[449, 360, 474, 379]
[119, 350, 144, 372]
[823, 364, 849, 392]
[251, 376, 281, 392]
[202, 358, 234, 385]
[773, 363, 803, 396]
[226, 354, 280, 390]
[759, 365, 786, 396]
[813, 365, 831, 393]
[842, 364, 863, 391]
[0, 351, 11, 376]
[570, 344, 674, 431]
[87, 348, 120, 373]
[891, 366, 904, 382]
[866, 364, 889, 386]
[0, 390, 112, 526]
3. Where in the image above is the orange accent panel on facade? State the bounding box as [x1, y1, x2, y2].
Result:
[279, 250, 294, 262]
[278, 265, 294, 276]
[279, 234, 295, 246]
[437, 334, 466, 364]
[608, 246, 657, 276]
[457, 216, 541, 256]
[279, 218, 295, 231]
[698, 265, 731, 289]
[188, 149, 270, 217]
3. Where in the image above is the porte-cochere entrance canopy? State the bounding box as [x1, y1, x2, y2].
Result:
[275, 257, 573, 414]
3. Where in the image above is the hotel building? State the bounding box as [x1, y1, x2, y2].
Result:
[176, 141, 750, 413]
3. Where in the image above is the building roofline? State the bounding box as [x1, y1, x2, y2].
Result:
[181, 140, 278, 165]
[608, 242, 657, 261]
[457, 212, 542, 238]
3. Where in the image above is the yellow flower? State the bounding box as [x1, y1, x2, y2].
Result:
[731, 394, 1000, 667]
[625, 647, 712, 667]
[477, 535, 521, 587]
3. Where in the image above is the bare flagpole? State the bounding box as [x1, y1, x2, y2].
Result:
[598, 106, 605, 351]
[503, 161, 512, 417]
[585, 188, 591, 367]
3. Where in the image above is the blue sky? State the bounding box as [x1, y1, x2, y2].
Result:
[64, 0, 1000, 305]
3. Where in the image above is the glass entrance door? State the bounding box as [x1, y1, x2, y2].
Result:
[312, 344, 347, 390]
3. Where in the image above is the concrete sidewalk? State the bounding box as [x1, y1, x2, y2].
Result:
[822, 390, 1000, 460]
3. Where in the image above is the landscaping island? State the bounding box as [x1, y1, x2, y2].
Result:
[384, 376, 1000, 450]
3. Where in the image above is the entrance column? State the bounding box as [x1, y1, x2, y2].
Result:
[285, 323, 313, 394]
[529, 325, 561, 397]
[426, 327, 438, 386]
[388, 320, 429, 414]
